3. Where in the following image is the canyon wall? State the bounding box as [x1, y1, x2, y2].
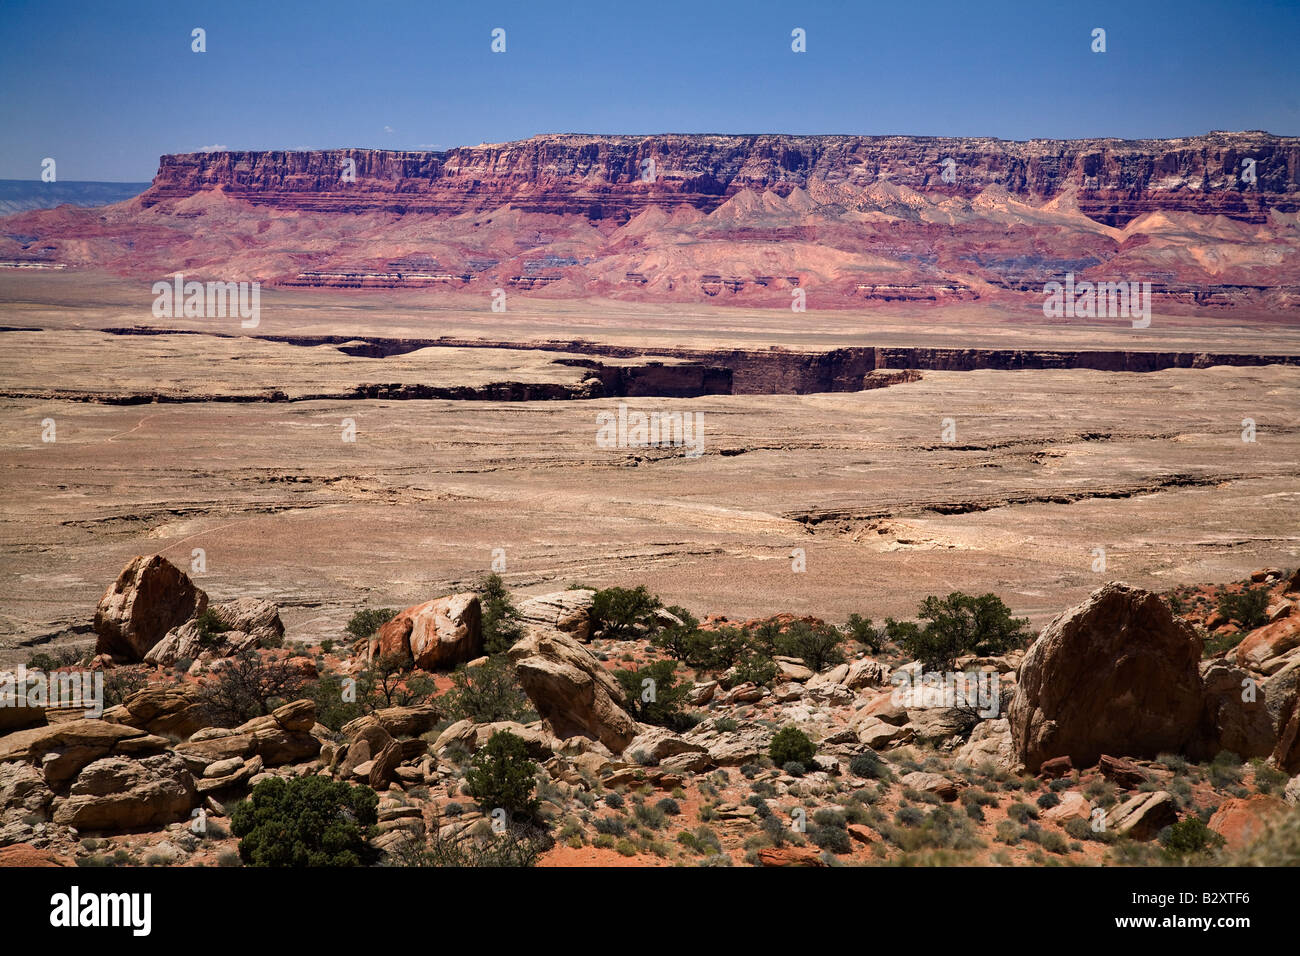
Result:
[142, 132, 1300, 226]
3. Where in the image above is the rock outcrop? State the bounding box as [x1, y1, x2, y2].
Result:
[1009, 583, 1204, 772]
[140, 133, 1300, 226]
[508, 629, 638, 753]
[144, 597, 283, 667]
[51, 754, 196, 831]
[93, 555, 207, 661]
[375, 594, 482, 670]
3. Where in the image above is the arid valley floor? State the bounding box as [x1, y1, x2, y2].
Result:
[1, 269, 1298, 870]
[3, 273, 1298, 655]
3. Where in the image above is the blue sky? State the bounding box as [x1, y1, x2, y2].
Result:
[2, 0, 1298, 181]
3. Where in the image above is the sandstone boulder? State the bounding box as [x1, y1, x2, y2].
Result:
[508, 628, 637, 752]
[1193, 661, 1275, 759]
[1009, 583, 1204, 772]
[0, 719, 161, 787]
[144, 597, 282, 667]
[93, 555, 207, 661]
[516, 590, 595, 642]
[1104, 791, 1178, 840]
[105, 684, 207, 738]
[1208, 795, 1287, 851]
[1234, 616, 1300, 672]
[953, 718, 1018, 770]
[376, 594, 482, 670]
[52, 754, 196, 830]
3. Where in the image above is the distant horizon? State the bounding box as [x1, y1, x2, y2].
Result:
[3, 127, 1296, 184]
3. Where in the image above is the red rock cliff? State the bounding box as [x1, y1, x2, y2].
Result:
[143, 132, 1300, 226]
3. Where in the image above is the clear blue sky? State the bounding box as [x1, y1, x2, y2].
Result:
[2, 0, 1297, 181]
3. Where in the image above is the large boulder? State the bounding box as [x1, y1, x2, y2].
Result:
[103, 684, 208, 738]
[94, 555, 207, 661]
[0, 719, 166, 787]
[508, 628, 637, 753]
[51, 754, 196, 830]
[517, 590, 595, 642]
[144, 598, 281, 667]
[1193, 661, 1276, 759]
[1208, 795, 1288, 851]
[1233, 616, 1300, 673]
[1008, 583, 1204, 772]
[375, 594, 482, 670]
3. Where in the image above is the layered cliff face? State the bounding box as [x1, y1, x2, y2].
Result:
[141, 132, 1299, 226]
[4, 132, 1299, 313]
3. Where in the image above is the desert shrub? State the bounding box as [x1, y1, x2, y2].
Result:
[613, 659, 693, 731]
[844, 613, 882, 653]
[776, 621, 845, 673]
[995, 820, 1022, 845]
[197, 651, 310, 726]
[230, 776, 378, 867]
[694, 626, 751, 673]
[346, 608, 396, 641]
[1208, 751, 1244, 789]
[441, 656, 533, 724]
[364, 652, 437, 708]
[604, 791, 625, 809]
[101, 666, 150, 708]
[1006, 801, 1038, 823]
[1039, 830, 1069, 855]
[1217, 587, 1269, 630]
[1063, 817, 1094, 841]
[898, 592, 1030, 672]
[1036, 791, 1061, 810]
[391, 825, 548, 867]
[650, 607, 702, 661]
[589, 586, 661, 638]
[730, 647, 779, 688]
[593, 815, 628, 836]
[465, 730, 539, 822]
[810, 825, 852, 854]
[760, 814, 788, 846]
[307, 672, 368, 731]
[770, 726, 816, 767]
[747, 620, 786, 656]
[192, 607, 231, 649]
[1159, 815, 1225, 858]
[633, 801, 668, 830]
[849, 750, 890, 781]
[26, 646, 84, 671]
[812, 809, 846, 829]
[476, 573, 525, 655]
[656, 798, 681, 816]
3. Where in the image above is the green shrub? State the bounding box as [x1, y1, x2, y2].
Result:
[613, 659, 693, 731]
[769, 726, 816, 767]
[441, 656, 533, 724]
[193, 607, 232, 649]
[589, 586, 662, 639]
[346, 608, 396, 641]
[307, 672, 367, 731]
[230, 776, 378, 867]
[391, 825, 548, 867]
[849, 751, 889, 781]
[810, 825, 852, 854]
[1217, 587, 1269, 630]
[845, 614, 882, 653]
[776, 621, 845, 673]
[465, 730, 539, 821]
[476, 573, 525, 655]
[1159, 815, 1224, 858]
[898, 592, 1030, 671]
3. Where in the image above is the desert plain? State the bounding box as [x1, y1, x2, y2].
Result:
[2, 271, 1297, 663]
